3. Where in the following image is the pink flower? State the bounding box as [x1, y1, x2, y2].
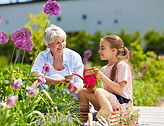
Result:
[84, 67, 87, 71]
[27, 85, 39, 97]
[0, 31, 9, 45]
[140, 65, 148, 72]
[67, 80, 74, 92]
[117, 102, 140, 125]
[37, 76, 46, 84]
[82, 57, 88, 64]
[43, 0, 60, 15]
[83, 50, 92, 58]
[137, 72, 142, 78]
[129, 50, 133, 57]
[6, 95, 18, 108]
[11, 78, 22, 90]
[43, 63, 51, 73]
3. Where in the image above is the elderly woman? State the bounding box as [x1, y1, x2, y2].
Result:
[31, 24, 84, 95]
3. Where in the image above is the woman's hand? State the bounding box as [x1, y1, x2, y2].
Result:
[71, 83, 82, 94]
[93, 67, 104, 79]
[56, 79, 69, 86]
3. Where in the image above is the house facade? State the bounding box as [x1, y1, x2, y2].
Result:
[0, 0, 164, 34]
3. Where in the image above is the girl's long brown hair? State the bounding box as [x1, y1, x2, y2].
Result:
[102, 35, 132, 81]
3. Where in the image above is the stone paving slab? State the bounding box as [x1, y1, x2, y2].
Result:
[134, 106, 164, 126]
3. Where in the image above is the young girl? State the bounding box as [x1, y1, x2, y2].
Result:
[78, 35, 133, 122]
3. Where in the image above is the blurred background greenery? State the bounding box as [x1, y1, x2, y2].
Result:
[0, 13, 164, 106]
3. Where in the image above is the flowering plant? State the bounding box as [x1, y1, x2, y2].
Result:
[43, 63, 51, 73]
[82, 50, 92, 64]
[95, 102, 140, 126]
[0, 1, 83, 125]
[11, 27, 33, 52]
[36, 106, 74, 125]
[117, 102, 140, 125]
[0, 31, 9, 45]
[43, 0, 60, 15]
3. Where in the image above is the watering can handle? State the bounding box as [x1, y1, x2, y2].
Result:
[84, 68, 95, 76]
[72, 73, 84, 81]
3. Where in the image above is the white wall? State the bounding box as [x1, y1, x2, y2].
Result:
[0, 0, 164, 34]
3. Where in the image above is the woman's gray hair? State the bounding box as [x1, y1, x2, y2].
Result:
[43, 24, 67, 46]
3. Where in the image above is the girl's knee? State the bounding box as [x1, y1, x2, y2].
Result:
[94, 88, 104, 95]
[78, 88, 87, 98]
[95, 88, 110, 97]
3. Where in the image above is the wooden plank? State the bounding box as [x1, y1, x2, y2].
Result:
[134, 106, 164, 126]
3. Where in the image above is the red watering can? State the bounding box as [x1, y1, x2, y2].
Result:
[72, 68, 98, 87]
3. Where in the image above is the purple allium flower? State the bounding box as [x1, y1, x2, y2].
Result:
[158, 54, 164, 57]
[67, 80, 74, 92]
[22, 27, 32, 39]
[0, 31, 9, 44]
[13, 40, 22, 48]
[6, 95, 18, 108]
[129, 50, 133, 57]
[11, 29, 26, 43]
[43, 0, 60, 15]
[37, 76, 46, 84]
[27, 85, 39, 97]
[11, 78, 22, 90]
[20, 39, 33, 51]
[43, 63, 51, 73]
[83, 50, 92, 58]
[140, 65, 148, 72]
[82, 57, 88, 64]
[11, 27, 33, 51]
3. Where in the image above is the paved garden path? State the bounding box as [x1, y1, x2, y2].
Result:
[135, 106, 164, 126]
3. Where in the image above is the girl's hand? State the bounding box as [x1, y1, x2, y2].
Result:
[93, 67, 104, 79]
[83, 85, 95, 93]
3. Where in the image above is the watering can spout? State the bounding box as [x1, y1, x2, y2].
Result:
[72, 73, 84, 81]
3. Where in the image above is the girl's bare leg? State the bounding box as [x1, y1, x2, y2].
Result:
[78, 88, 100, 122]
[94, 88, 113, 113]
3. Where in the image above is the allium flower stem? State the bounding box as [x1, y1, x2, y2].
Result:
[35, 15, 50, 56]
[21, 50, 26, 65]
[30, 15, 51, 75]
[14, 49, 20, 65]
[10, 46, 15, 65]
